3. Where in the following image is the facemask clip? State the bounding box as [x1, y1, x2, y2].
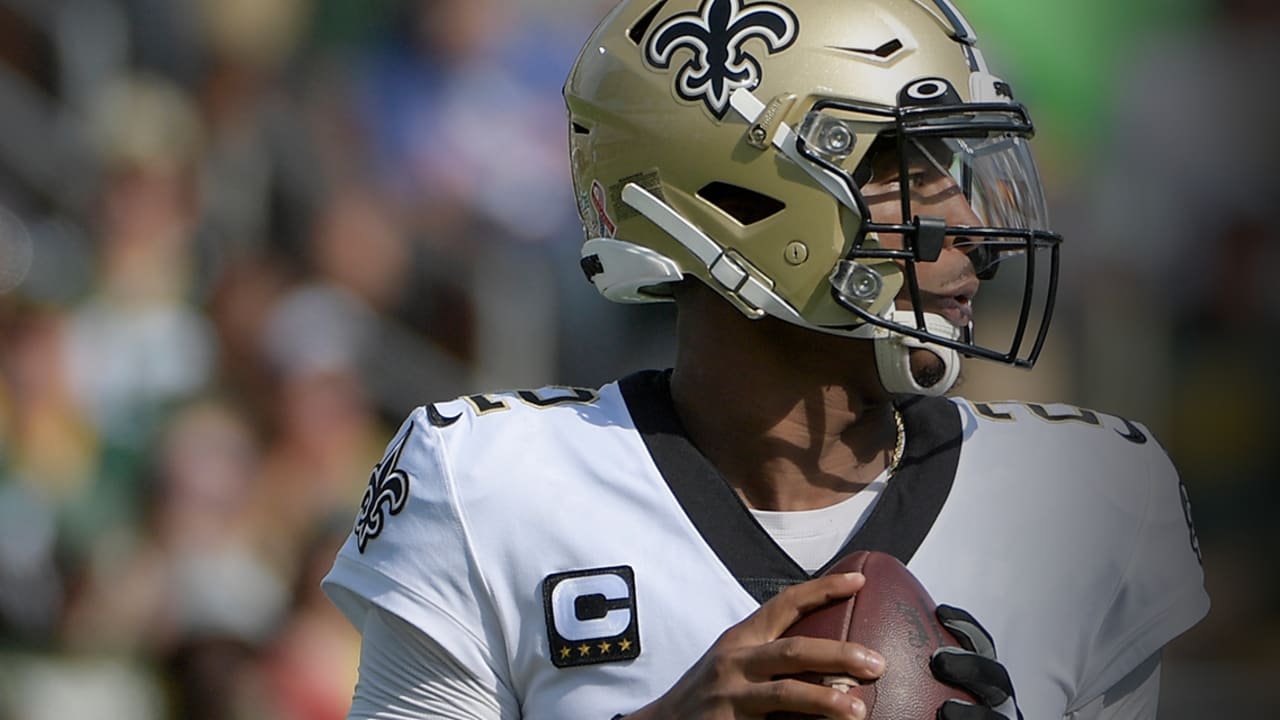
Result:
[744, 93, 798, 150]
[913, 215, 946, 262]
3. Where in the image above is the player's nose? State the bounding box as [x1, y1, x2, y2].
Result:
[936, 192, 982, 256]
[943, 186, 982, 233]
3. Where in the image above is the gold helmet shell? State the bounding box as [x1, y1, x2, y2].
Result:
[565, 0, 1061, 386]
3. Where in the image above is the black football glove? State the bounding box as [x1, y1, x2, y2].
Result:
[930, 604, 1023, 720]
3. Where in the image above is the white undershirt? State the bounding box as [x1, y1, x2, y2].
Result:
[343, 478, 1162, 719]
[749, 469, 890, 573]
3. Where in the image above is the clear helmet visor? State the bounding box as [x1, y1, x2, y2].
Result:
[798, 107, 1052, 231]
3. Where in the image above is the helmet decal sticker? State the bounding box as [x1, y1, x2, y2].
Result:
[590, 180, 618, 237]
[644, 0, 798, 119]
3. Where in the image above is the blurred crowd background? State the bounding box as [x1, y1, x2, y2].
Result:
[0, 0, 1274, 717]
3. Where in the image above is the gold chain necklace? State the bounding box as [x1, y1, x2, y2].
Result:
[888, 409, 906, 475]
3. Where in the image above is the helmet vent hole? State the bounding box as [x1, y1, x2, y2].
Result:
[628, 0, 669, 45]
[874, 39, 904, 58]
[572, 122, 591, 135]
[697, 182, 786, 225]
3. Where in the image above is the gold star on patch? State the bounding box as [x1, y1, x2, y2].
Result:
[618, 638, 633, 652]
[559, 647, 571, 660]
[598, 640, 612, 654]
[578, 644, 591, 657]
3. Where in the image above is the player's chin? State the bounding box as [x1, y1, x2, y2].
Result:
[909, 347, 949, 391]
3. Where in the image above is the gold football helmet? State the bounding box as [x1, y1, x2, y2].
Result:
[565, 0, 1062, 395]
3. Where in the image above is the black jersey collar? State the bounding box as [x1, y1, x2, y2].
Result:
[618, 369, 963, 603]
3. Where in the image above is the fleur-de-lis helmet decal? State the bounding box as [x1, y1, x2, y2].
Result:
[644, 0, 798, 119]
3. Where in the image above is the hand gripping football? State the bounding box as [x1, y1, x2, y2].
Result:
[768, 551, 977, 719]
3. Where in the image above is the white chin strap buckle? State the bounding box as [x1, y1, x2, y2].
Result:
[874, 311, 963, 396]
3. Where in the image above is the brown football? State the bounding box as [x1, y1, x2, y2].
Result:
[767, 551, 977, 720]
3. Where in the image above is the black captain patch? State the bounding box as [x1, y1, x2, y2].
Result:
[543, 566, 642, 668]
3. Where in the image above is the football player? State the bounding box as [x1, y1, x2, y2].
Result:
[322, 1, 1209, 718]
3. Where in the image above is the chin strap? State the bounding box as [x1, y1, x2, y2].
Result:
[873, 310, 962, 396]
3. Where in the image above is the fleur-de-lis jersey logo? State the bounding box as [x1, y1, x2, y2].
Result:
[644, 0, 798, 119]
[354, 425, 413, 553]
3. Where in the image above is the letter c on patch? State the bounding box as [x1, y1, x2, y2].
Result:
[551, 573, 632, 641]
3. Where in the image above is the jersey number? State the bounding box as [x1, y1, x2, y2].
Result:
[429, 387, 600, 427]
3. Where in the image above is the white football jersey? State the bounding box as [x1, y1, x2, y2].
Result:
[322, 370, 1209, 719]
